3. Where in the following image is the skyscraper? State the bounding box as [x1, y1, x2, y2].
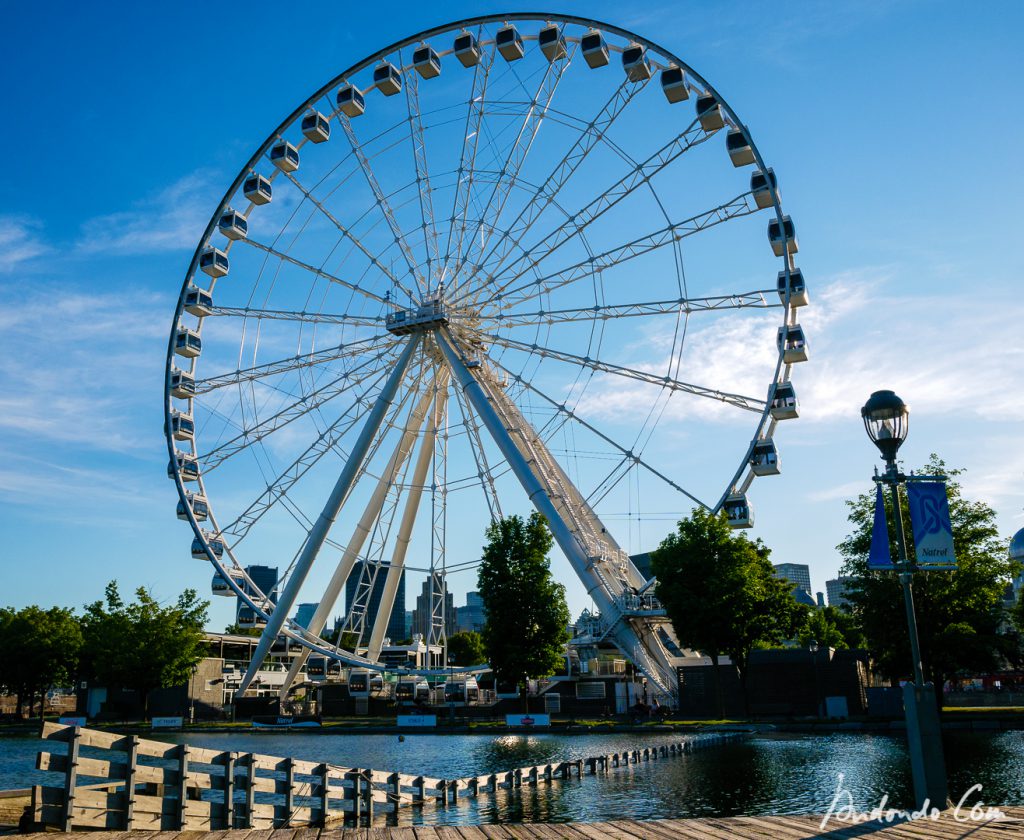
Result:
[772, 563, 812, 596]
[411, 572, 454, 641]
[294, 602, 317, 630]
[343, 560, 406, 642]
[236, 565, 278, 626]
[455, 591, 487, 633]
[826, 577, 853, 610]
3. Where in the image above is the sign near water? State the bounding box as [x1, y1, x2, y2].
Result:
[151, 716, 183, 729]
[506, 713, 551, 727]
[397, 714, 437, 727]
[58, 716, 87, 727]
[907, 481, 957, 568]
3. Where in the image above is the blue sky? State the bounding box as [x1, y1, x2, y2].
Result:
[1, 1, 1022, 632]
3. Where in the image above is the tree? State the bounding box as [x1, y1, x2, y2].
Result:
[477, 513, 571, 707]
[79, 582, 209, 715]
[447, 631, 487, 667]
[0, 606, 81, 717]
[652, 508, 806, 717]
[223, 622, 262, 637]
[798, 606, 865, 650]
[838, 456, 1016, 705]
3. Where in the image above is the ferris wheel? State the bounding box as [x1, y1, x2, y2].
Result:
[165, 13, 808, 702]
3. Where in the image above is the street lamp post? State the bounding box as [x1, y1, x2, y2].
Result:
[861, 390, 947, 810]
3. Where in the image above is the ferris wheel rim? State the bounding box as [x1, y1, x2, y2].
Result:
[164, 12, 803, 675]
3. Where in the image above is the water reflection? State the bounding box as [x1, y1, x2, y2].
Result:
[2, 730, 1021, 825]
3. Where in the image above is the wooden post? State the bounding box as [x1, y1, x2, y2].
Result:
[60, 725, 81, 831]
[283, 757, 295, 826]
[414, 775, 425, 806]
[363, 769, 374, 823]
[176, 744, 191, 830]
[346, 771, 360, 826]
[244, 754, 256, 829]
[387, 771, 400, 813]
[221, 752, 236, 830]
[576, 759, 583, 779]
[124, 734, 140, 830]
[319, 764, 332, 824]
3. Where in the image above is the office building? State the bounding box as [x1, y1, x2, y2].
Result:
[343, 560, 406, 642]
[236, 565, 278, 626]
[293, 602, 317, 630]
[456, 591, 487, 633]
[411, 572, 455, 641]
[773, 563, 812, 596]
[826, 577, 854, 610]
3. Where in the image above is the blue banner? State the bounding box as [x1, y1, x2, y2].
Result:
[868, 484, 893, 569]
[907, 481, 957, 568]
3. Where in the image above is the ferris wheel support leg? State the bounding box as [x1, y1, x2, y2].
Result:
[237, 337, 421, 697]
[367, 374, 450, 661]
[435, 328, 603, 604]
[276, 367, 437, 698]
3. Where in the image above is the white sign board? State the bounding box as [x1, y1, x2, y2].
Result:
[59, 716, 87, 727]
[506, 713, 551, 727]
[151, 716, 184, 729]
[397, 714, 437, 727]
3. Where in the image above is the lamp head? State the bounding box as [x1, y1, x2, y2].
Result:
[861, 390, 909, 464]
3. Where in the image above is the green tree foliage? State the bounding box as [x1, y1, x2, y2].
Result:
[223, 622, 262, 637]
[447, 631, 487, 667]
[0, 606, 82, 717]
[653, 508, 806, 716]
[79, 582, 209, 713]
[478, 514, 571, 700]
[798, 606, 865, 650]
[838, 456, 1015, 702]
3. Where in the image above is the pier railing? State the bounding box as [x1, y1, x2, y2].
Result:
[30, 722, 744, 831]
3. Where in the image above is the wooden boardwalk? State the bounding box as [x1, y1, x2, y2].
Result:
[15, 809, 1024, 839]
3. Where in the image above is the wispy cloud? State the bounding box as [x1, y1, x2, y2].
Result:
[0, 215, 48, 272]
[76, 170, 222, 255]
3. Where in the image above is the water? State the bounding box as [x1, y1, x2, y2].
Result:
[3, 730, 1022, 824]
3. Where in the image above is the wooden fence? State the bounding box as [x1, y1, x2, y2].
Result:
[31, 722, 745, 831]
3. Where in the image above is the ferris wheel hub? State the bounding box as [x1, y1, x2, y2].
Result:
[385, 295, 450, 335]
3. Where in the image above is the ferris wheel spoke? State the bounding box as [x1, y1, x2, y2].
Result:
[338, 115, 428, 300]
[451, 44, 576, 297]
[480, 291, 777, 328]
[483, 332, 765, 413]
[449, 381, 503, 522]
[207, 305, 386, 330]
[277, 168, 416, 306]
[237, 237, 396, 308]
[487, 355, 711, 510]
[401, 52, 441, 290]
[199, 343, 401, 474]
[455, 117, 718, 307]
[495, 192, 761, 309]
[193, 333, 394, 394]
[441, 30, 494, 287]
[456, 75, 646, 303]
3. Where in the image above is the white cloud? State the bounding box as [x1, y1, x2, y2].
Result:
[0, 215, 48, 272]
[76, 170, 221, 255]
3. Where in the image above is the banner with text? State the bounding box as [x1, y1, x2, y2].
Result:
[868, 484, 894, 569]
[907, 481, 957, 569]
[397, 714, 437, 727]
[506, 714, 550, 727]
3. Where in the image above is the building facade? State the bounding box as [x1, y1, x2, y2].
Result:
[237, 565, 278, 626]
[455, 591, 487, 633]
[411, 572, 455, 641]
[343, 560, 406, 643]
[773, 563, 812, 596]
[826, 577, 853, 610]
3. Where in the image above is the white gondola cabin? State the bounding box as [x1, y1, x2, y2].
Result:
[496, 24, 524, 61]
[660, 66, 689, 102]
[538, 23, 566, 61]
[199, 247, 229, 278]
[768, 215, 799, 257]
[696, 94, 725, 131]
[726, 127, 755, 167]
[337, 85, 365, 117]
[581, 29, 609, 68]
[192, 531, 224, 560]
[724, 493, 754, 529]
[373, 62, 402, 96]
[218, 209, 248, 241]
[750, 438, 780, 476]
[777, 268, 808, 307]
[454, 31, 481, 67]
[621, 43, 651, 82]
[212, 569, 243, 596]
[237, 607, 267, 629]
[777, 324, 809, 363]
[395, 677, 431, 703]
[174, 327, 202, 359]
[169, 368, 195, 399]
[183, 285, 213, 317]
[301, 111, 331, 143]
[443, 676, 480, 705]
[177, 491, 209, 522]
[413, 44, 441, 78]
[170, 411, 194, 442]
[750, 168, 778, 209]
[243, 174, 272, 205]
[769, 381, 800, 420]
[169, 451, 200, 482]
[270, 140, 299, 172]
[347, 669, 384, 697]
